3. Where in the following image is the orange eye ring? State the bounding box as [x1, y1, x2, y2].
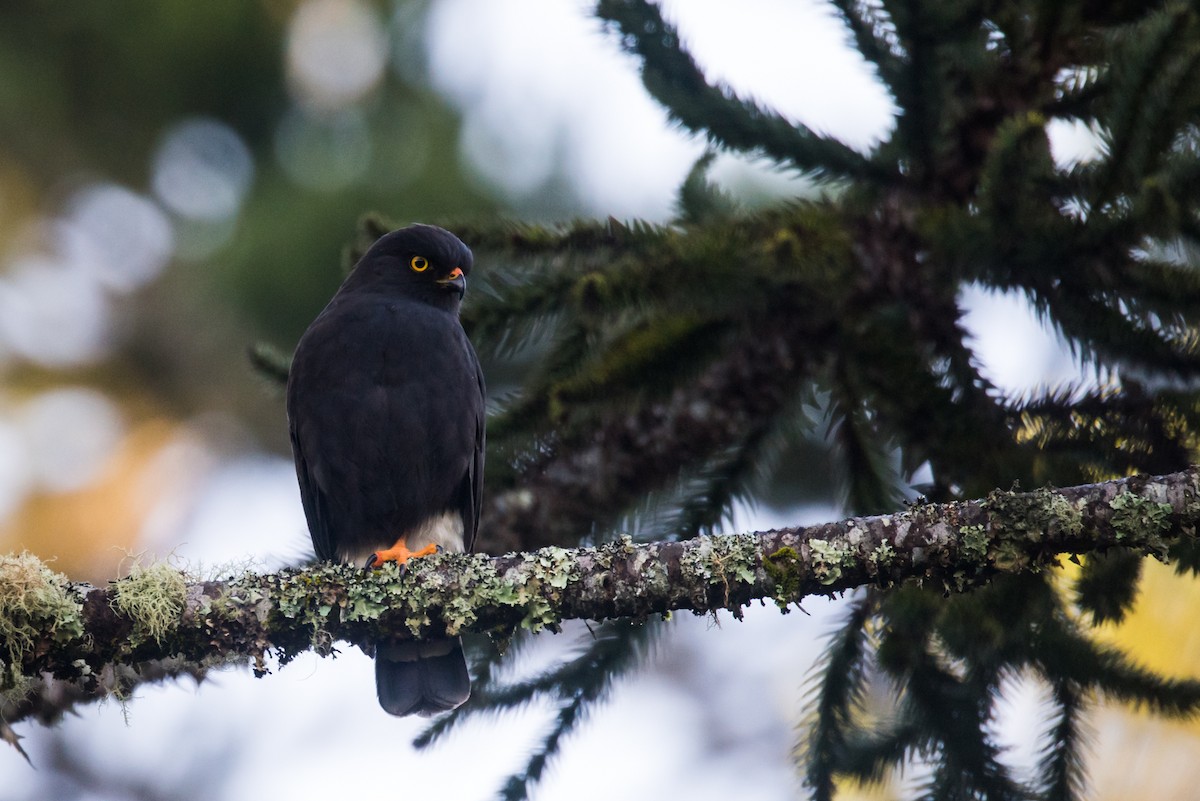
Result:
[410, 255, 429, 272]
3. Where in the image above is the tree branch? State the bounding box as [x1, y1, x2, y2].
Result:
[3, 468, 1198, 729]
[594, 0, 888, 183]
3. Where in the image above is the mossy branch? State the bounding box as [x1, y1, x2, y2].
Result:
[3, 468, 1199, 730]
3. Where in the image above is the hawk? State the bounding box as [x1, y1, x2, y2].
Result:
[287, 224, 485, 716]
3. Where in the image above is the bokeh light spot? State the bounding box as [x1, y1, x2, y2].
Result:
[152, 118, 255, 222]
[18, 387, 125, 494]
[65, 183, 174, 293]
[286, 0, 387, 110]
[0, 255, 112, 367]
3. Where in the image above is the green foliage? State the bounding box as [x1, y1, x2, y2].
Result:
[1035, 678, 1087, 801]
[802, 594, 877, 801]
[447, 198, 857, 523]
[1074, 549, 1142, 624]
[675, 150, 739, 225]
[595, 1, 886, 182]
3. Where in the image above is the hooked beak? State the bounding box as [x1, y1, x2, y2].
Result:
[437, 266, 466, 299]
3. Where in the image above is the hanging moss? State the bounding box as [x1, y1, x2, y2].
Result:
[0, 553, 83, 687]
[111, 561, 188, 647]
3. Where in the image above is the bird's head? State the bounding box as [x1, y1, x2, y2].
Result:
[347, 224, 474, 311]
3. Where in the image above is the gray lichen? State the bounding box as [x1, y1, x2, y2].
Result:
[678, 533, 761, 617]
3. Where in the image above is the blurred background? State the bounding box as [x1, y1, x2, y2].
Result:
[1, 1, 1196, 799]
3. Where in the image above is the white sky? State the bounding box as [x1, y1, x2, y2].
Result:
[426, 0, 896, 215]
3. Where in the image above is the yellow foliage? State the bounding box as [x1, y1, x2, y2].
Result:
[1080, 560, 1200, 801]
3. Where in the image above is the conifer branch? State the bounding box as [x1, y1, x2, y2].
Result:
[479, 309, 823, 552]
[3, 468, 1198, 730]
[594, 0, 887, 182]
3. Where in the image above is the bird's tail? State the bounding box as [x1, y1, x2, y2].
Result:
[375, 637, 470, 717]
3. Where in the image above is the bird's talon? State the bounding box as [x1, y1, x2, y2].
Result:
[364, 553, 380, 569]
[367, 541, 439, 570]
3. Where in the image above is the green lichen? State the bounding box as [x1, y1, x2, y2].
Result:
[530, 546, 576, 590]
[273, 562, 353, 648]
[0, 673, 38, 709]
[1187, 498, 1200, 521]
[344, 564, 400, 622]
[444, 553, 532, 633]
[515, 546, 579, 631]
[592, 535, 637, 572]
[764, 546, 802, 609]
[337, 547, 581, 638]
[679, 539, 715, 584]
[709, 535, 760, 586]
[0, 552, 84, 686]
[868, 540, 896, 567]
[1109, 491, 1174, 558]
[677, 534, 761, 618]
[1109, 491, 1173, 537]
[984, 487, 1055, 541]
[959, 524, 989, 564]
[415, 554, 504, 635]
[809, 538, 854, 585]
[111, 561, 188, 646]
[979, 486, 1089, 572]
[1045, 493, 1085, 537]
[268, 545, 587, 657]
[990, 541, 1031, 572]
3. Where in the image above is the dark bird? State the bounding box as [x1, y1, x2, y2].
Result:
[286, 223, 485, 716]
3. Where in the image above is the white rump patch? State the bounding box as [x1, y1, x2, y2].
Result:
[409, 510, 465, 554]
[344, 510, 465, 567]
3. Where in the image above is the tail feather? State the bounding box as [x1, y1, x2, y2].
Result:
[375, 637, 470, 717]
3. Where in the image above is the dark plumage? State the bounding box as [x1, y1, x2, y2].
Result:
[286, 224, 485, 717]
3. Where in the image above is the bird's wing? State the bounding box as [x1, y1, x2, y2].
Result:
[288, 411, 338, 562]
[286, 307, 356, 563]
[465, 357, 486, 553]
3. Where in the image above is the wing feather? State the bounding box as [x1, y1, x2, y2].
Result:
[459, 350, 487, 554]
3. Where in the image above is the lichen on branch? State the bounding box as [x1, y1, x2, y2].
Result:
[2, 467, 1198, 730]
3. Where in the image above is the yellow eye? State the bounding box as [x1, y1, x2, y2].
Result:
[410, 255, 429, 272]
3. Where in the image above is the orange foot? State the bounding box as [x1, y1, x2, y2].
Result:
[365, 541, 440, 570]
